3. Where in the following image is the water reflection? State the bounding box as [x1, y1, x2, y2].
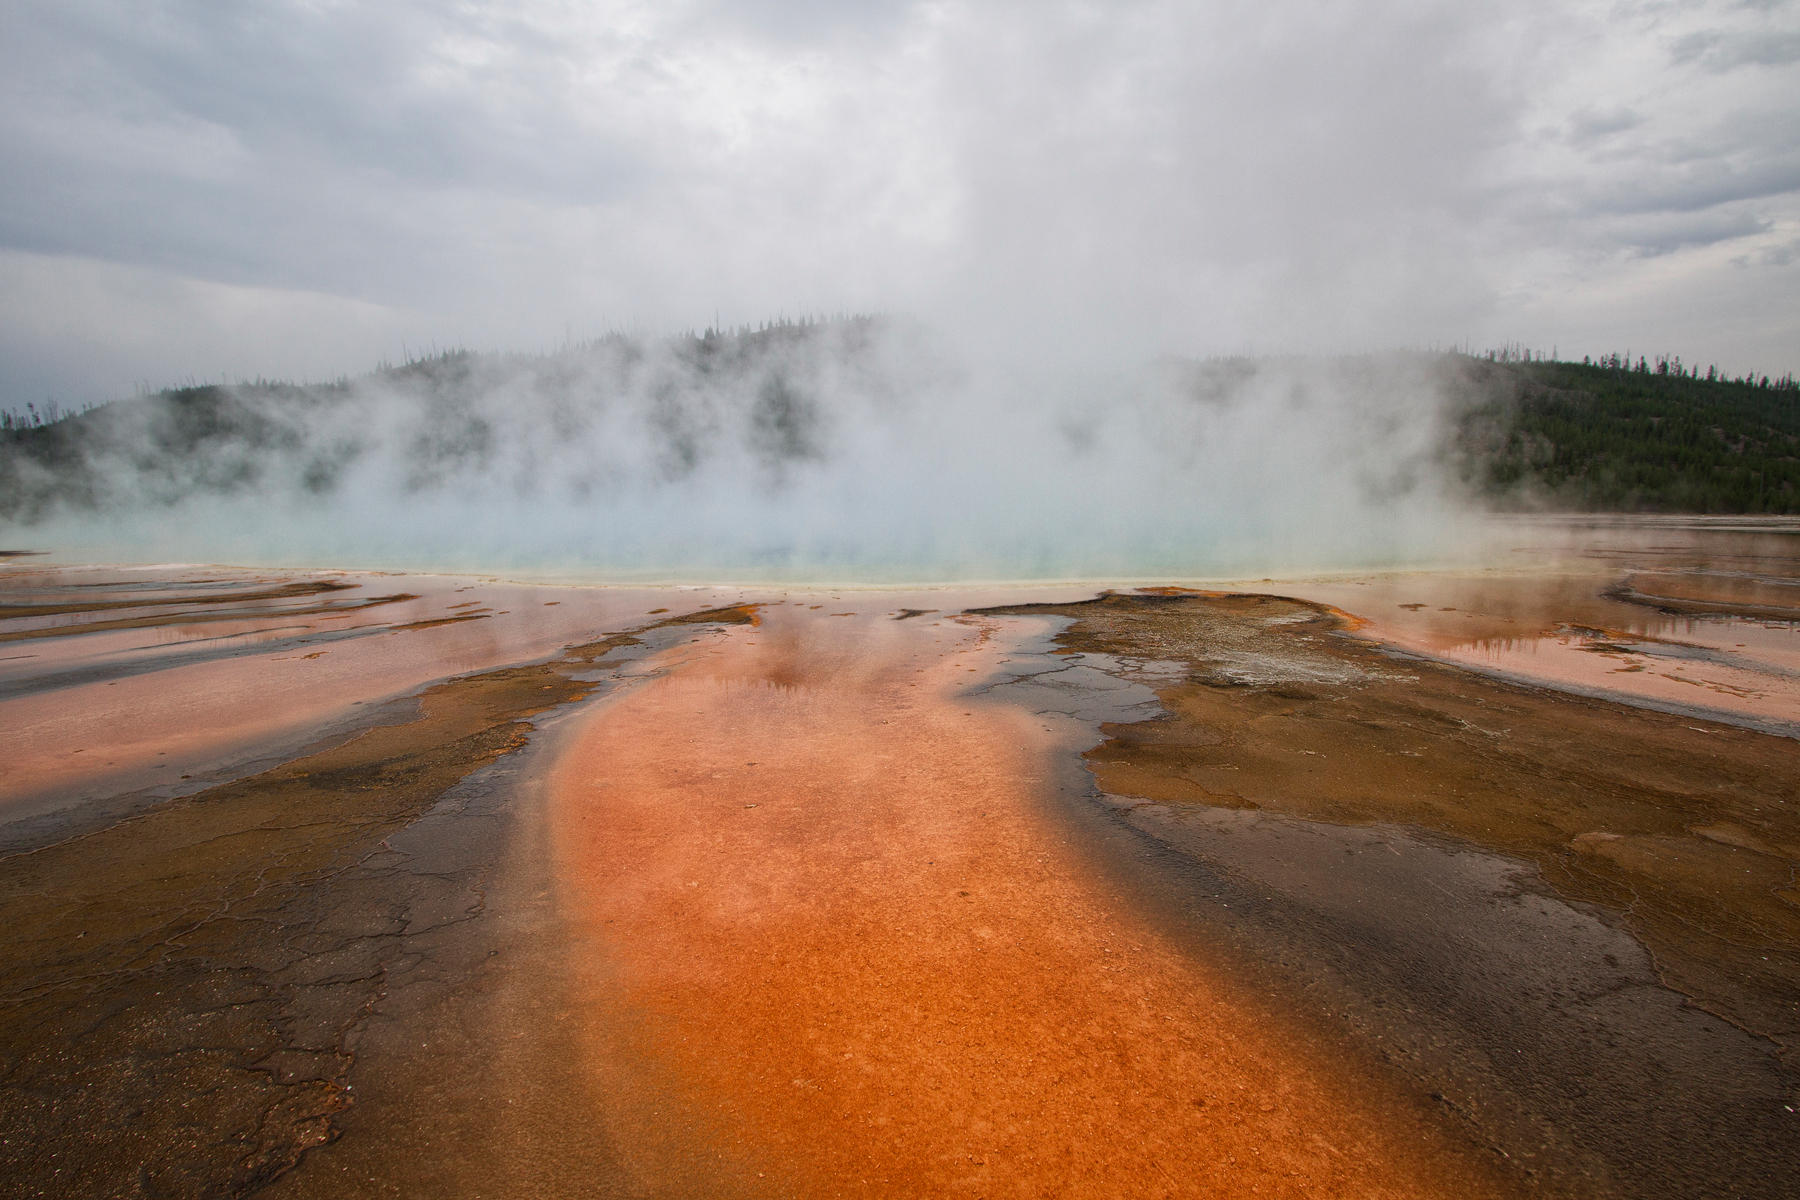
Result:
[1274, 517, 1800, 734]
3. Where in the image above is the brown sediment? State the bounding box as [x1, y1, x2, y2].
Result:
[384, 609, 492, 631]
[0, 577, 356, 618]
[0, 592, 417, 643]
[546, 605, 1510, 1198]
[978, 592, 1800, 1059]
[0, 605, 757, 1198]
[0, 566, 758, 822]
[7, 548, 1790, 1197]
[653, 601, 762, 627]
[1318, 602, 1371, 631]
[1607, 569, 1800, 621]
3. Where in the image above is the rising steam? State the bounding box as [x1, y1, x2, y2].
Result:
[2, 317, 1483, 581]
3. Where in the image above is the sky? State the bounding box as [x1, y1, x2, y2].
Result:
[2, 0, 1797, 413]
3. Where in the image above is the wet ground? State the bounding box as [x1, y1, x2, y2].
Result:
[0, 565, 756, 845]
[977, 588, 1800, 1199]
[1267, 515, 1800, 736]
[2, 520, 1797, 1197]
[0, 587, 759, 1197]
[534, 602, 1507, 1198]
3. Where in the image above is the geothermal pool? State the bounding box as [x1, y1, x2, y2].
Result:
[1, 518, 1797, 1198]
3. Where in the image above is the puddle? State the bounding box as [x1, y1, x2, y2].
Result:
[1267, 522, 1800, 735]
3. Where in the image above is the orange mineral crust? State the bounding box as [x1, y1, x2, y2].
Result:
[548, 604, 1503, 1198]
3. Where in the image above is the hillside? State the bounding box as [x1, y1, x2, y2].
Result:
[1450, 355, 1800, 513]
[0, 318, 881, 526]
[4, 332, 1798, 523]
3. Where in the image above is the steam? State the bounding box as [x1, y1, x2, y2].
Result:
[7, 318, 1482, 581]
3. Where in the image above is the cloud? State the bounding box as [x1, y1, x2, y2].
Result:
[0, 249, 418, 410]
[685, 0, 920, 43]
[1611, 209, 1773, 256]
[0, 0, 1796, 419]
[1671, 29, 1800, 70]
[1748, 236, 1800, 266]
[1567, 107, 1645, 145]
[0, 1, 654, 303]
[1585, 155, 1800, 218]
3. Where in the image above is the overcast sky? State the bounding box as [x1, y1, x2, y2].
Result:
[2, 0, 1796, 411]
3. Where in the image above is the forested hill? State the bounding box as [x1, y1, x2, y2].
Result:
[1450, 354, 1800, 513]
[2, 329, 1798, 521]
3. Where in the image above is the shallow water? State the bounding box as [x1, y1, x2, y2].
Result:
[0, 565, 754, 836]
[1264, 516, 1800, 733]
[4, 517, 1797, 1197]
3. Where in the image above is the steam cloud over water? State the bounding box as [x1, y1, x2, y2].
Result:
[7, 318, 1478, 580]
[4, 1, 1794, 580]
